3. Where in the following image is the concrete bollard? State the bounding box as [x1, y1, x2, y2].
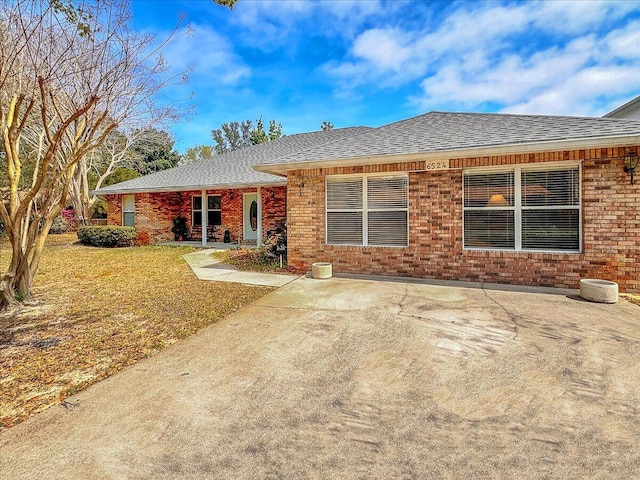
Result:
[580, 279, 618, 304]
[312, 262, 332, 279]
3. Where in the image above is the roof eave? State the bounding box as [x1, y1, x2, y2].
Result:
[253, 134, 640, 175]
[92, 179, 287, 196]
[604, 96, 640, 118]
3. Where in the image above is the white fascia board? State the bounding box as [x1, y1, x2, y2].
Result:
[91, 180, 287, 196]
[253, 134, 640, 175]
[604, 96, 640, 118]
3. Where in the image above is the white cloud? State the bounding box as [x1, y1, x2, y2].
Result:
[604, 20, 640, 59]
[351, 28, 413, 71]
[228, 0, 388, 50]
[160, 24, 251, 85]
[323, 0, 640, 116]
[506, 65, 640, 115]
[532, 0, 639, 34]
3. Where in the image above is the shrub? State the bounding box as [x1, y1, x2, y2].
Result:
[61, 207, 78, 231]
[49, 215, 69, 234]
[91, 200, 107, 219]
[77, 226, 136, 247]
[171, 215, 189, 241]
[263, 226, 287, 261]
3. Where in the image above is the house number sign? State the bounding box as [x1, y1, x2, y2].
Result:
[424, 159, 450, 170]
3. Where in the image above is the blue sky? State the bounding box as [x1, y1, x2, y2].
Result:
[130, 0, 640, 153]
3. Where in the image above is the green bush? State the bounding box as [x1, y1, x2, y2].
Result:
[171, 215, 189, 241]
[77, 226, 136, 247]
[49, 215, 69, 234]
[91, 200, 108, 219]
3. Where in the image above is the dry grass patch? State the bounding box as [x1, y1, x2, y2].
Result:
[621, 293, 640, 306]
[0, 234, 273, 429]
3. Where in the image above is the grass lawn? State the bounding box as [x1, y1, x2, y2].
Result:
[0, 234, 274, 429]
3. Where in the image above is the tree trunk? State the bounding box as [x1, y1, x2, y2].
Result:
[0, 276, 19, 308]
[70, 163, 91, 227]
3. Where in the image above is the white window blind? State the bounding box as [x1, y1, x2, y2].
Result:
[367, 176, 408, 246]
[326, 178, 363, 245]
[463, 172, 515, 249]
[326, 175, 408, 247]
[122, 195, 135, 227]
[463, 165, 580, 252]
[521, 168, 580, 250]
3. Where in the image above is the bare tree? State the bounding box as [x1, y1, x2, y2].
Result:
[0, 0, 180, 308]
[211, 117, 283, 154]
[70, 127, 180, 225]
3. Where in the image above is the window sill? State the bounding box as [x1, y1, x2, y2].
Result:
[463, 247, 582, 254]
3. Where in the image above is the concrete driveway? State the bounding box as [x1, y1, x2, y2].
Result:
[1, 276, 639, 479]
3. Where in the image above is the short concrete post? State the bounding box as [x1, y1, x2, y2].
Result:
[312, 262, 332, 279]
[580, 279, 618, 304]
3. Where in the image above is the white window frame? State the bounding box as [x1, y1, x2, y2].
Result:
[325, 173, 409, 247]
[192, 195, 222, 227]
[122, 194, 135, 226]
[462, 161, 582, 253]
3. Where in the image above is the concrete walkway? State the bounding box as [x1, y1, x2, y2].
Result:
[182, 249, 300, 287]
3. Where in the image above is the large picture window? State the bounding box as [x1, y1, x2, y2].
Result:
[193, 195, 222, 227]
[122, 194, 135, 226]
[326, 174, 408, 247]
[463, 164, 580, 252]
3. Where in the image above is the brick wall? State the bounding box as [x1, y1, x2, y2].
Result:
[262, 186, 287, 234]
[105, 186, 287, 245]
[287, 146, 640, 293]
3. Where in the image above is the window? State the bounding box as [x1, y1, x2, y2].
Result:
[122, 195, 135, 226]
[463, 164, 580, 252]
[192, 195, 222, 227]
[326, 175, 408, 247]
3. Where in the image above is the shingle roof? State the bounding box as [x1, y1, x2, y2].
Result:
[97, 111, 640, 194]
[94, 126, 372, 194]
[255, 111, 640, 171]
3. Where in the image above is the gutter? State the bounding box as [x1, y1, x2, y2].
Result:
[91, 180, 287, 196]
[253, 134, 640, 175]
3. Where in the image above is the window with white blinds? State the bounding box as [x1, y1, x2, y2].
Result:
[122, 195, 135, 227]
[463, 164, 580, 252]
[326, 175, 408, 247]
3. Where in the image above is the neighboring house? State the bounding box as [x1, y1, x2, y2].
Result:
[97, 111, 640, 293]
[604, 95, 640, 120]
[94, 127, 370, 245]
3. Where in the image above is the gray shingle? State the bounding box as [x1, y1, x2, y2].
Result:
[96, 111, 640, 194]
[94, 126, 371, 194]
[256, 111, 640, 167]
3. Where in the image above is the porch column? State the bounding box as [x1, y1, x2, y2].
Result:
[201, 189, 207, 247]
[257, 186, 262, 247]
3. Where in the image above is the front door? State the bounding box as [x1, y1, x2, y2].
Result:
[243, 193, 258, 241]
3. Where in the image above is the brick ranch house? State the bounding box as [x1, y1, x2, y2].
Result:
[96, 111, 640, 293]
[95, 127, 369, 245]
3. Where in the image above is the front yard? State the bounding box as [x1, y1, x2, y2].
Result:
[0, 234, 273, 429]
